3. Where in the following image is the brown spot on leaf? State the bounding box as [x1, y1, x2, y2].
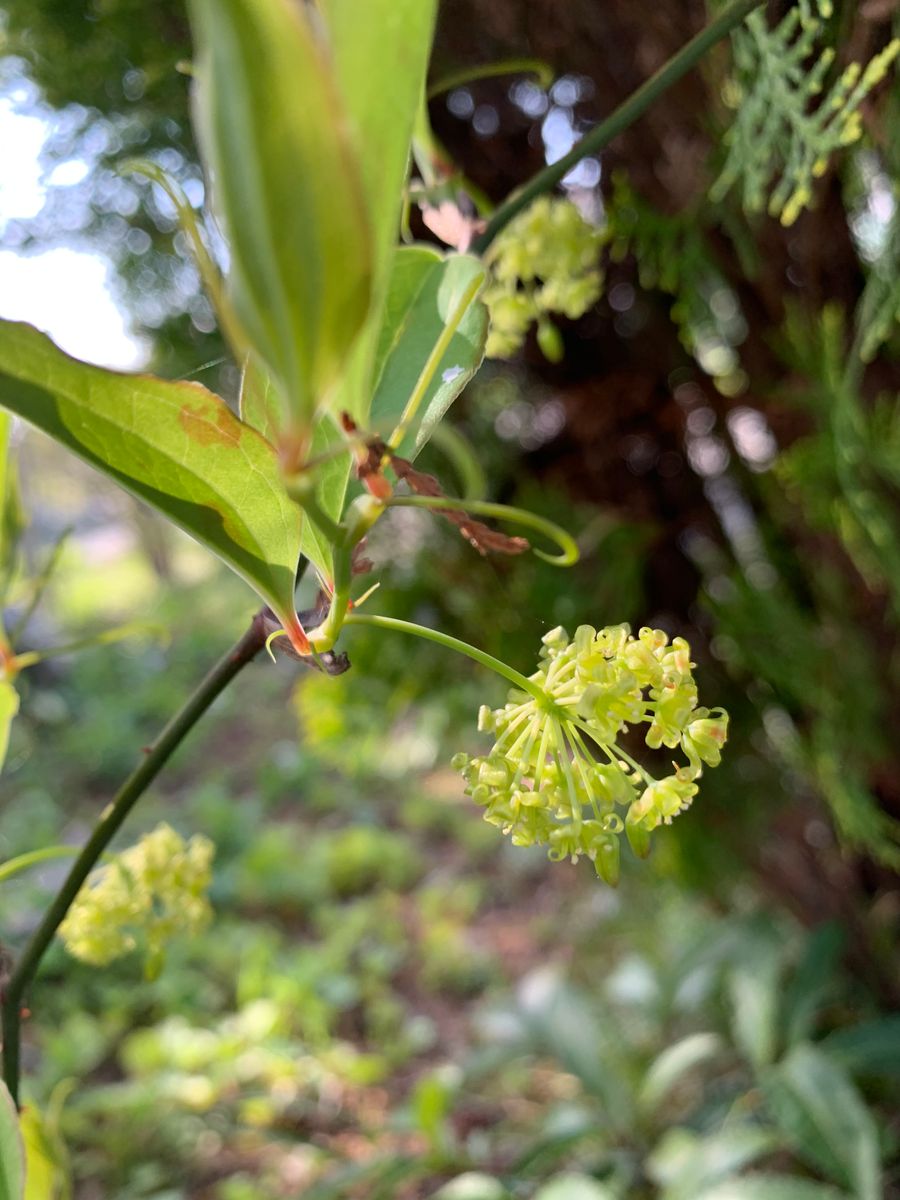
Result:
[179, 401, 243, 448]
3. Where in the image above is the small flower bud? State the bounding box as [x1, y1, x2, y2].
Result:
[536, 319, 565, 364]
[590, 833, 620, 887]
[478, 756, 513, 789]
[570, 625, 594, 654]
[541, 625, 569, 649]
[476, 705, 495, 733]
[681, 708, 729, 777]
[626, 819, 651, 859]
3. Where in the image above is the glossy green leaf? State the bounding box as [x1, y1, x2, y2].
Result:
[0, 678, 19, 776]
[317, 0, 438, 425]
[727, 932, 781, 1070]
[651, 1126, 777, 1200]
[411, 1072, 453, 1154]
[639, 1032, 725, 1114]
[0, 1082, 24, 1200]
[0, 320, 303, 633]
[761, 1045, 881, 1200]
[297, 414, 352, 582]
[296, 2, 441, 577]
[0, 410, 24, 606]
[189, 0, 373, 437]
[20, 1105, 64, 1200]
[0, 410, 9, 507]
[780, 923, 843, 1048]
[821, 1016, 900, 1080]
[518, 975, 634, 1132]
[238, 356, 281, 447]
[698, 1176, 851, 1199]
[370, 247, 488, 459]
[298, 248, 487, 579]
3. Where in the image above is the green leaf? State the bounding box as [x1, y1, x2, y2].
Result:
[317, 0, 439, 424]
[534, 1176, 618, 1200]
[639, 1032, 725, 1114]
[0, 321, 303, 634]
[20, 1106, 65, 1200]
[517, 975, 634, 1132]
[728, 931, 782, 1070]
[651, 1126, 777, 1200]
[0, 409, 8, 511]
[780, 924, 843, 1048]
[0, 679, 19, 776]
[298, 414, 353, 582]
[370, 247, 488, 459]
[697, 1175, 851, 1199]
[0, 410, 25, 607]
[0, 1082, 24, 1200]
[820, 1017, 900, 1080]
[302, 1157, 422, 1200]
[411, 1072, 452, 1152]
[238, 357, 280, 447]
[296, 3, 441, 577]
[298, 248, 488, 580]
[761, 1044, 881, 1200]
[189, 0, 373, 436]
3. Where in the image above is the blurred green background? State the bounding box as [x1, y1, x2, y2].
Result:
[1, 0, 899, 1196]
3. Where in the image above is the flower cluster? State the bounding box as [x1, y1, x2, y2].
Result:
[59, 823, 214, 972]
[483, 197, 605, 361]
[453, 625, 727, 884]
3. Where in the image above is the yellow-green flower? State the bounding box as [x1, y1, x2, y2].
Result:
[483, 197, 605, 360]
[59, 823, 214, 971]
[453, 624, 728, 883]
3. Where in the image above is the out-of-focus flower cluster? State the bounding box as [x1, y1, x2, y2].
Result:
[59, 822, 213, 972]
[452, 625, 728, 884]
[483, 197, 605, 361]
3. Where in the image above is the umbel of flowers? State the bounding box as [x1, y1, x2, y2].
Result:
[58, 823, 213, 974]
[452, 624, 728, 885]
[482, 197, 606, 361]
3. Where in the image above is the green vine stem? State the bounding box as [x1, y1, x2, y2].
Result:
[304, 491, 577, 653]
[471, 0, 764, 253]
[119, 159, 250, 364]
[387, 273, 484, 452]
[8, 526, 72, 646]
[345, 612, 546, 701]
[0, 847, 79, 886]
[386, 494, 579, 565]
[427, 423, 487, 500]
[1, 608, 270, 1107]
[307, 495, 387, 652]
[427, 58, 553, 100]
[284, 472, 347, 548]
[8, 621, 166, 674]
